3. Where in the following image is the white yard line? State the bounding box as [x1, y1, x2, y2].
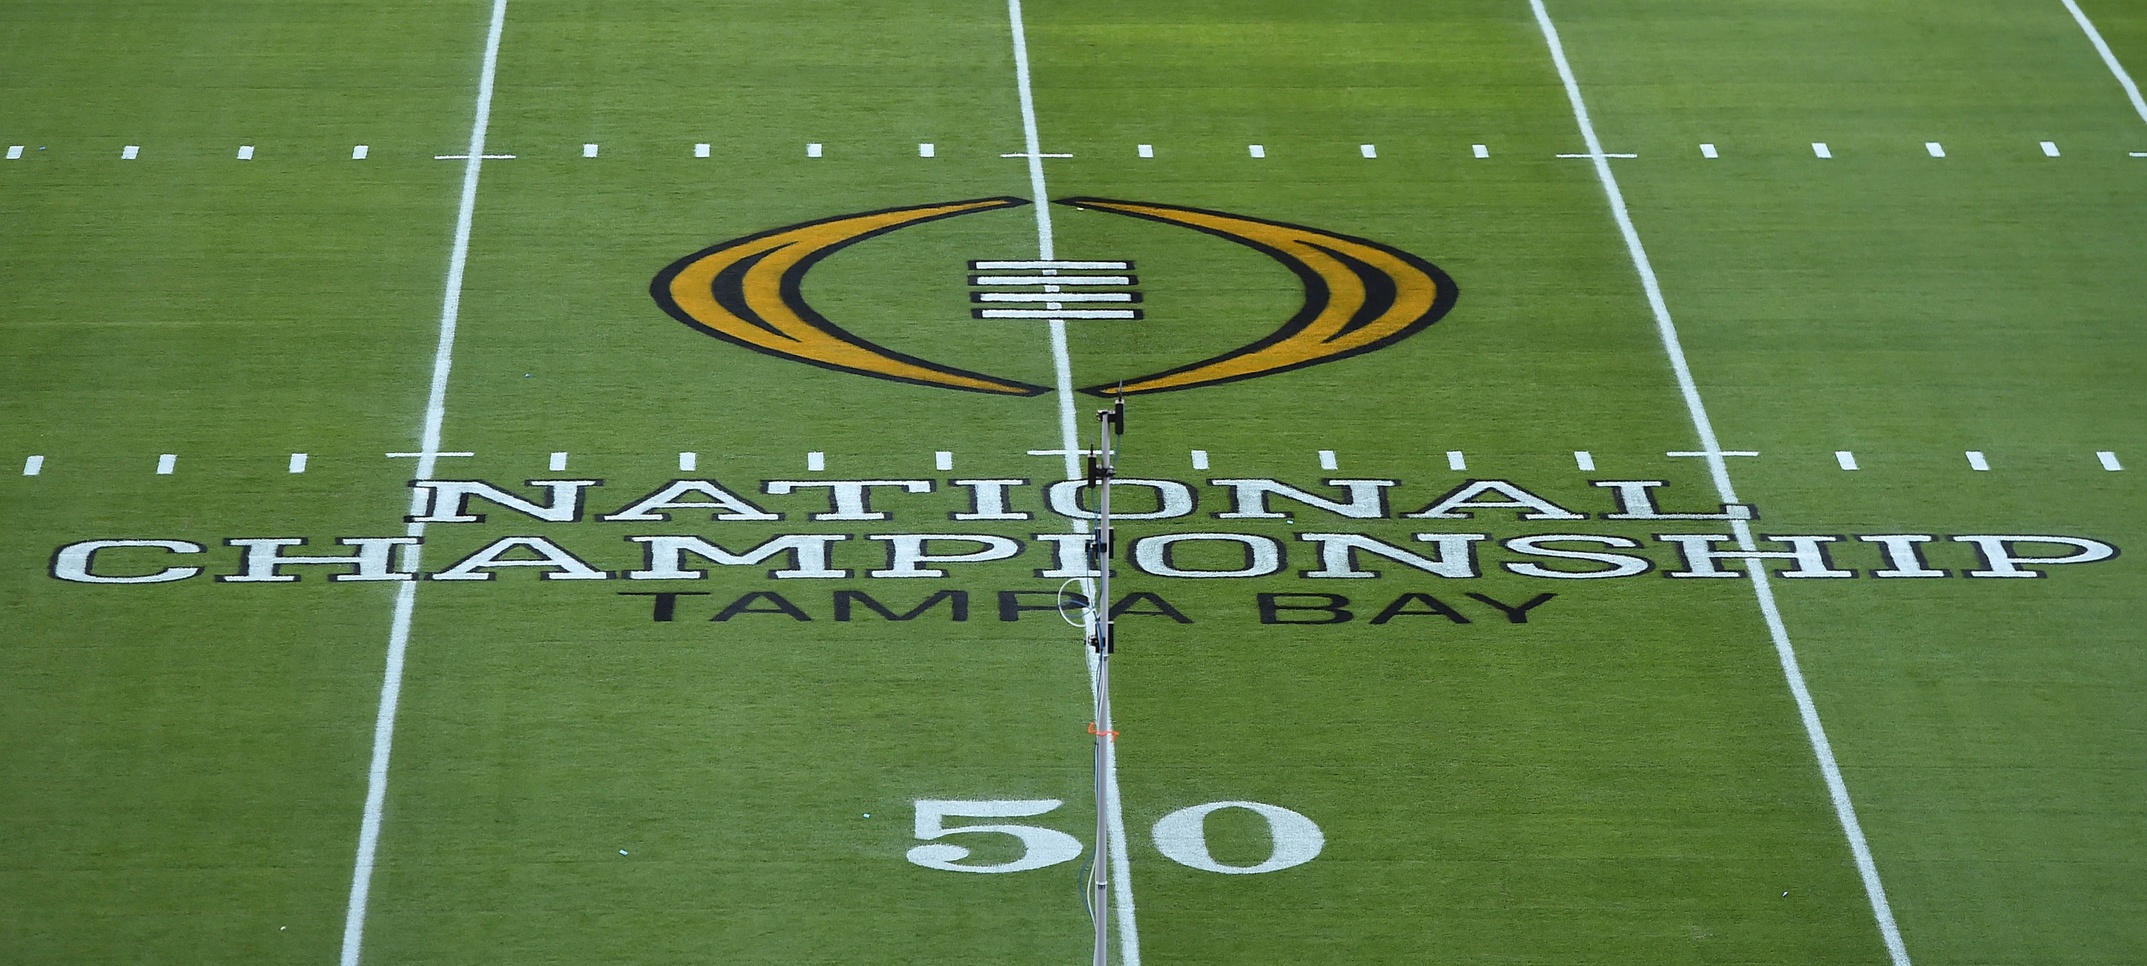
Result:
[338, 1, 509, 964]
[1004, 2, 1139, 962]
[1526, 4, 1911, 966]
[2060, 0, 2147, 128]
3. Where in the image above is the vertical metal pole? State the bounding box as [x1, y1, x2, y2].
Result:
[1090, 405, 1116, 966]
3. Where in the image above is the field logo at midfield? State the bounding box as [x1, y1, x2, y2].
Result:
[651, 197, 1459, 396]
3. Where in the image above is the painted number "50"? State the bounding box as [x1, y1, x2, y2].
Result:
[905, 799, 1323, 875]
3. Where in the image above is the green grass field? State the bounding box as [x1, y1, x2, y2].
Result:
[3, 1, 2144, 963]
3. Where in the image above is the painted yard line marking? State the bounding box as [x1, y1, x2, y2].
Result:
[678, 451, 698, 472]
[290, 453, 309, 474]
[2040, 140, 2061, 156]
[806, 451, 826, 472]
[1137, 143, 1154, 158]
[935, 450, 953, 471]
[156, 453, 176, 475]
[1812, 141, 1833, 158]
[433, 154, 515, 160]
[1248, 143, 1266, 158]
[806, 142, 823, 157]
[976, 293, 1138, 303]
[1446, 450, 1467, 471]
[1003, 2, 1138, 961]
[352, 145, 369, 160]
[1836, 450, 1860, 471]
[1558, 151, 1635, 158]
[2060, 0, 2147, 128]
[694, 142, 710, 158]
[1027, 447, 1100, 458]
[1668, 449, 1759, 458]
[385, 451, 473, 460]
[582, 142, 598, 158]
[340, 1, 508, 964]
[974, 274, 1133, 285]
[2132, 152, 2147, 157]
[23, 455, 44, 476]
[1528, 5, 1911, 965]
[549, 451, 568, 471]
[1966, 450, 1990, 471]
[919, 142, 935, 157]
[238, 145, 255, 160]
[1003, 151, 1073, 158]
[1573, 450, 1595, 471]
[1699, 142, 1718, 158]
[2098, 450, 2123, 471]
[1190, 449, 1209, 471]
[1472, 143, 1490, 158]
[1318, 449, 1338, 471]
[1360, 143, 1377, 158]
[1925, 141, 1945, 158]
[6, 145, 22, 160]
[122, 145, 139, 160]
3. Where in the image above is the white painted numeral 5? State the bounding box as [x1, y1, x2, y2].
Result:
[905, 799, 1085, 873]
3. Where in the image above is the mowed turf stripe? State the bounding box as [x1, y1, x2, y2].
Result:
[1527, 3, 1910, 965]
[338, 1, 510, 964]
[1004, 0, 1141, 960]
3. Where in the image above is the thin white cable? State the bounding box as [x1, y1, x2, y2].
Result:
[1527, 3, 1910, 965]
[1005, 1, 1139, 963]
[338, 1, 508, 963]
[2059, 0, 2147, 128]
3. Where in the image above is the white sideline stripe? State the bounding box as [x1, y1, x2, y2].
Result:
[1573, 450, 1595, 471]
[238, 145, 255, 160]
[549, 451, 568, 471]
[122, 145, 139, 160]
[23, 455, 45, 476]
[340, 1, 507, 964]
[582, 142, 598, 158]
[1360, 143, 1377, 158]
[694, 142, 710, 158]
[6, 145, 22, 160]
[1699, 142, 1718, 158]
[290, 453, 309, 474]
[1190, 449, 1209, 471]
[806, 142, 823, 158]
[2097, 450, 2123, 471]
[935, 450, 953, 471]
[156, 454, 176, 475]
[2062, 0, 2147, 128]
[1836, 450, 1859, 471]
[352, 145, 369, 160]
[1005, 2, 1138, 962]
[1925, 141, 1945, 158]
[807, 451, 826, 472]
[1137, 143, 1154, 158]
[2040, 140, 2061, 156]
[1318, 449, 1338, 471]
[1472, 143, 1489, 158]
[2132, 152, 2147, 157]
[1813, 141, 1833, 158]
[1966, 450, 1990, 471]
[974, 260, 1129, 270]
[1446, 450, 1467, 471]
[679, 451, 697, 472]
[919, 142, 935, 157]
[1248, 143, 1265, 158]
[1528, 5, 1911, 966]
[980, 308, 1138, 320]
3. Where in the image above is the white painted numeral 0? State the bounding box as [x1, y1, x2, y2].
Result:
[1151, 801, 1324, 874]
[905, 799, 1085, 873]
